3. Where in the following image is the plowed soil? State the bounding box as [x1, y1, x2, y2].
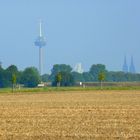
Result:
[0, 90, 140, 139]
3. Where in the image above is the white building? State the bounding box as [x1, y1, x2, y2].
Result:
[74, 63, 84, 73]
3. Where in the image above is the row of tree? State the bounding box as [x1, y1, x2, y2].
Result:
[42, 64, 140, 86]
[1, 64, 140, 88]
[0, 65, 40, 88]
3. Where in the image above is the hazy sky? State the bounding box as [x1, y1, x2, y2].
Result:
[0, 0, 140, 73]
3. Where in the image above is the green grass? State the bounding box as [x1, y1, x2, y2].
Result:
[1, 86, 140, 94]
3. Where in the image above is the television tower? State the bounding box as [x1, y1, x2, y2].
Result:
[34, 20, 46, 75]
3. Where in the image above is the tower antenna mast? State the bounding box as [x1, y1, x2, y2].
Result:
[39, 20, 42, 37]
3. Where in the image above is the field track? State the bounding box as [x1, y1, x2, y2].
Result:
[0, 90, 140, 139]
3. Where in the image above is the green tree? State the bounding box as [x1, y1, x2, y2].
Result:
[41, 74, 50, 82]
[6, 65, 18, 74]
[90, 64, 107, 81]
[82, 72, 93, 82]
[0, 67, 6, 87]
[60, 71, 74, 86]
[98, 72, 105, 89]
[6, 65, 20, 86]
[50, 64, 72, 81]
[55, 73, 62, 87]
[106, 71, 127, 82]
[72, 72, 84, 82]
[11, 74, 16, 92]
[20, 67, 40, 87]
[52, 71, 74, 87]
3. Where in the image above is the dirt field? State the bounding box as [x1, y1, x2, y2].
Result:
[0, 90, 140, 140]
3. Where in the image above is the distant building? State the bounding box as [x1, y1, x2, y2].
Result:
[74, 63, 84, 73]
[129, 56, 136, 73]
[122, 56, 136, 74]
[122, 56, 128, 73]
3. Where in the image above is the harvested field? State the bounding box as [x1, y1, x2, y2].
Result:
[0, 90, 140, 140]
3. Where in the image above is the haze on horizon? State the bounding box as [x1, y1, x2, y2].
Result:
[0, 0, 140, 74]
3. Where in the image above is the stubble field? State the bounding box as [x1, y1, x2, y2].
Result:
[0, 90, 140, 140]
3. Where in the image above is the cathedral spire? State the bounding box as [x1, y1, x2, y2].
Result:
[129, 56, 135, 73]
[122, 56, 128, 73]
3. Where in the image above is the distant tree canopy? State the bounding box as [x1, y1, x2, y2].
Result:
[98, 72, 105, 82]
[41, 74, 50, 82]
[0, 66, 41, 88]
[50, 64, 74, 87]
[0, 63, 140, 88]
[50, 63, 140, 87]
[0, 65, 19, 87]
[98, 72, 105, 89]
[20, 67, 40, 87]
[50, 64, 72, 80]
[6, 65, 18, 75]
[89, 64, 107, 81]
[71, 72, 84, 82]
[52, 71, 74, 87]
[0, 68, 6, 87]
[82, 72, 93, 82]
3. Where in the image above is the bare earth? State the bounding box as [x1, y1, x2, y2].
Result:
[0, 90, 140, 140]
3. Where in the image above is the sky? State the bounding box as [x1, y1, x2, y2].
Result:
[0, 0, 140, 74]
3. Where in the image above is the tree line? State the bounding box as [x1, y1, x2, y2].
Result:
[0, 65, 40, 88]
[0, 64, 140, 88]
[43, 64, 140, 86]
